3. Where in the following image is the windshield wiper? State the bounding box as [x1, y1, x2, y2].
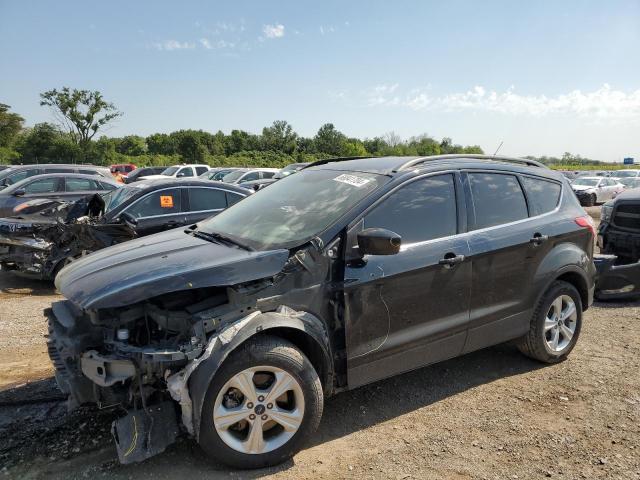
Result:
[192, 230, 253, 251]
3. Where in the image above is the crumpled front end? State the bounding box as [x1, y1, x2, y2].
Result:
[46, 239, 335, 464]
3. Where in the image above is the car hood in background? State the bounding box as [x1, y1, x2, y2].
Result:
[55, 227, 290, 310]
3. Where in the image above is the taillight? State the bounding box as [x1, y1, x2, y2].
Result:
[575, 215, 596, 238]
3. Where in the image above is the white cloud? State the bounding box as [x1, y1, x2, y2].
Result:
[154, 40, 195, 51]
[262, 24, 285, 39]
[199, 38, 235, 50]
[359, 84, 640, 118]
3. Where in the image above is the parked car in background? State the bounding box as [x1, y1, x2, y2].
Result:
[123, 166, 167, 184]
[0, 164, 112, 189]
[110, 163, 136, 176]
[48, 154, 595, 468]
[200, 167, 241, 181]
[139, 164, 210, 181]
[610, 169, 640, 181]
[0, 173, 119, 217]
[239, 163, 311, 191]
[0, 178, 250, 279]
[571, 176, 624, 206]
[575, 170, 612, 178]
[221, 167, 279, 184]
[0, 166, 11, 172]
[618, 178, 640, 190]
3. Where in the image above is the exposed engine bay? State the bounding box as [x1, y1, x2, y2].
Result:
[0, 194, 135, 279]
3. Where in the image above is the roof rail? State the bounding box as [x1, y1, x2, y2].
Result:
[394, 154, 548, 172]
[302, 156, 371, 169]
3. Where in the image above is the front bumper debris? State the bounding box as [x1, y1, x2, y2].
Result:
[112, 401, 179, 464]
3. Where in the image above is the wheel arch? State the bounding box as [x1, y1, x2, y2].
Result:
[187, 308, 333, 440]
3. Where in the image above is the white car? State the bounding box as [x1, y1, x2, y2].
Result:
[571, 176, 624, 206]
[221, 168, 279, 185]
[139, 164, 210, 181]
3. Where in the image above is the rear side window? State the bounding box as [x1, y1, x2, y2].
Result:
[65, 178, 96, 192]
[469, 173, 528, 229]
[521, 177, 562, 216]
[44, 168, 71, 174]
[262, 171, 275, 179]
[195, 166, 209, 176]
[79, 169, 99, 175]
[241, 172, 260, 182]
[188, 188, 227, 211]
[127, 188, 182, 218]
[364, 174, 457, 244]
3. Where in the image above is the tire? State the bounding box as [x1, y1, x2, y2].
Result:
[198, 335, 323, 469]
[585, 193, 596, 207]
[517, 280, 582, 363]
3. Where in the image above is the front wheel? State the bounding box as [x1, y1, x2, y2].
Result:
[517, 280, 582, 363]
[198, 335, 323, 469]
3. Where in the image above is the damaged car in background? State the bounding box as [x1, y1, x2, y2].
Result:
[0, 179, 250, 280]
[47, 155, 595, 468]
[595, 188, 640, 299]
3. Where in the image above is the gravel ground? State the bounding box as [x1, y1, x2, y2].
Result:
[1, 206, 639, 479]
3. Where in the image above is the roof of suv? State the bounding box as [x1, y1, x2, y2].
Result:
[306, 155, 556, 178]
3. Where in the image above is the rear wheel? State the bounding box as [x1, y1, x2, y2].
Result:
[517, 281, 582, 363]
[198, 335, 323, 469]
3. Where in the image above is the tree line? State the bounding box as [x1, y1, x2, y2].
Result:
[0, 87, 614, 169]
[0, 87, 485, 168]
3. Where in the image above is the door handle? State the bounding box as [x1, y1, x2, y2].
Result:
[438, 253, 465, 267]
[529, 233, 549, 245]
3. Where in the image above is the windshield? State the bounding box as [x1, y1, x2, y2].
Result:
[197, 169, 388, 250]
[573, 178, 600, 187]
[161, 166, 179, 176]
[102, 186, 140, 212]
[222, 170, 247, 183]
[615, 171, 639, 178]
[621, 178, 640, 187]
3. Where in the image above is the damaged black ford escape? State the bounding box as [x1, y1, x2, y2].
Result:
[47, 155, 596, 468]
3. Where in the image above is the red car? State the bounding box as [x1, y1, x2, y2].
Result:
[110, 163, 137, 183]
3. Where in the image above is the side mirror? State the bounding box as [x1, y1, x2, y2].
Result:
[13, 188, 25, 197]
[121, 212, 138, 225]
[176, 172, 186, 178]
[357, 228, 401, 256]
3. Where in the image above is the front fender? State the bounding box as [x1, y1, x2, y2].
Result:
[177, 306, 331, 439]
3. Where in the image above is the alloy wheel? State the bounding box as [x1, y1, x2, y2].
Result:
[544, 295, 578, 353]
[213, 366, 305, 454]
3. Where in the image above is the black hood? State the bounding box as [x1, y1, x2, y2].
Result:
[55, 227, 290, 310]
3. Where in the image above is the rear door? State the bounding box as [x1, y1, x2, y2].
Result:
[344, 172, 471, 388]
[123, 187, 186, 236]
[462, 170, 561, 353]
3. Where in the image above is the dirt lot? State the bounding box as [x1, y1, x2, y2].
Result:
[1, 207, 639, 479]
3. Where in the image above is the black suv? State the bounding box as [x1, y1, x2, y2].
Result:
[47, 155, 596, 468]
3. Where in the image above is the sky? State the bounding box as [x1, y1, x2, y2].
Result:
[1, 0, 639, 162]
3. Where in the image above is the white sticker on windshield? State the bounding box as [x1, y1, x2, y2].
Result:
[333, 174, 371, 188]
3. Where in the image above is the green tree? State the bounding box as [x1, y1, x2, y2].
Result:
[314, 123, 347, 156]
[117, 135, 147, 156]
[261, 120, 298, 154]
[0, 103, 24, 148]
[40, 87, 122, 145]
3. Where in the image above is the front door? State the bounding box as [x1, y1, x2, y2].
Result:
[344, 173, 472, 388]
[124, 188, 186, 236]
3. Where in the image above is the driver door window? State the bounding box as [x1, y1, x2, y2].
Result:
[177, 168, 193, 178]
[23, 178, 60, 194]
[364, 174, 458, 243]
